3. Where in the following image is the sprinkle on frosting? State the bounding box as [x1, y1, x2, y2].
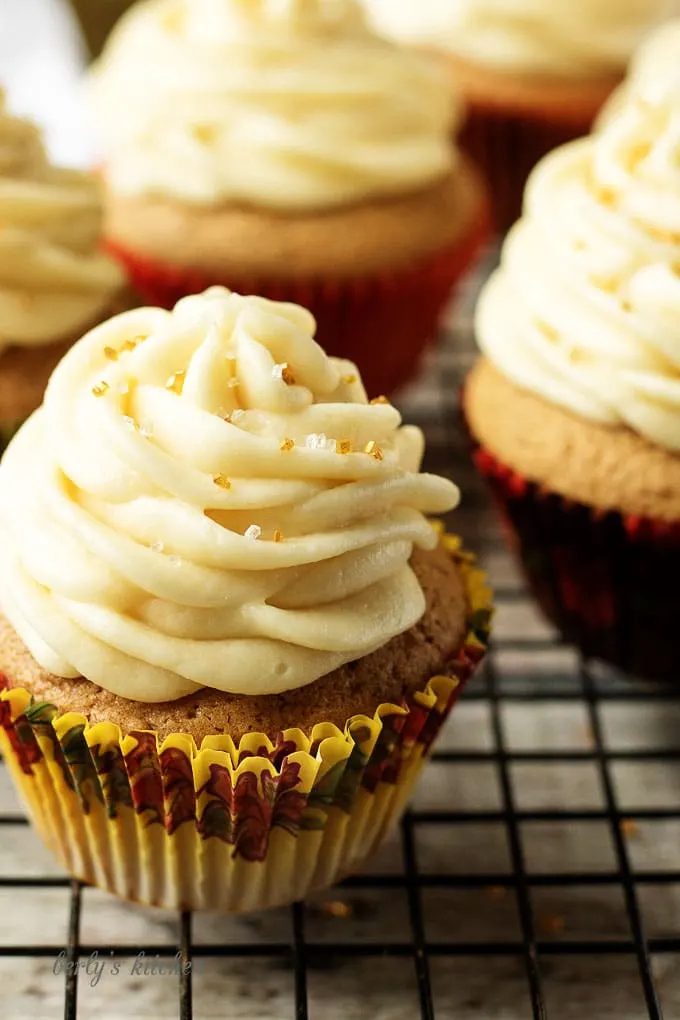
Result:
[272, 362, 296, 385]
[166, 369, 186, 393]
[364, 440, 384, 460]
[0, 287, 460, 701]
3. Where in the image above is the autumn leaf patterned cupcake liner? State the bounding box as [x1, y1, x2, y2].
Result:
[104, 213, 489, 398]
[0, 534, 492, 912]
[472, 444, 680, 682]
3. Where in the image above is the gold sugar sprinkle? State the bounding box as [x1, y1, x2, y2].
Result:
[597, 187, 617, 207]
[122, 336, 142, 352]
[342, 374, 358, 385]
[280, 438, 295, 452]
[92, 381, 109, 397]
[212, 474, 231, 490]
[370, 396, 390, 406]
[537, 320, 559, 341]
[103, 346, 118, 362]
[166, 369, 186, 394]
[193, 124, 216, 145]
[336, 439, 353, 455]
[364, 441, 384, 461]
[281, 364, 296, 386]
[595, 276, 618, 295]
[273, 529, 283, 543]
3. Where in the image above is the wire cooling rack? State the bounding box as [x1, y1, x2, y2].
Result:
[2, 256, 680, 1020]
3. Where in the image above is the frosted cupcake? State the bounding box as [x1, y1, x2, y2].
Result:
[90, 0, 489, 396]
[464, 32, 680, 680]
[0, 92, 126, 443]
[0, 286, 491, 911]
[362, 0, 679, 231]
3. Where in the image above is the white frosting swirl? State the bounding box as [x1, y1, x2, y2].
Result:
[0, 94, 124, 348]
[599, 18, 680, 126]
[362, 0, 679, 77]
[89, 0, 459, 211]
[0, 288, 459, 702]
[476, 69, 680, 452]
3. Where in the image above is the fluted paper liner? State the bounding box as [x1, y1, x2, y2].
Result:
[471, 441, 680, 682]
[0, 535, 491, 911]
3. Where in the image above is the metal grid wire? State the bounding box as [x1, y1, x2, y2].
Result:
[1, 255, 680, 1019]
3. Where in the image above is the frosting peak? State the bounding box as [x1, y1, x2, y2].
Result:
[0, 94, 124, 348]
[476, 39, 680, 452]
[0, 288, 459, 701]
[90, 0, 459, 210]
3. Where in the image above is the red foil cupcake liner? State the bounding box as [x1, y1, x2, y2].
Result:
[460, 104, 597, 234]
[104, 212, 489, 397]
[472, 444, 680, 682]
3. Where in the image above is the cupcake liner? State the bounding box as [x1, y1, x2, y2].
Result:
[104, 213, 489, 397]
[0, 535, 492, 912]
[459, 103, 596, 234]
[472, 443, 680, 681]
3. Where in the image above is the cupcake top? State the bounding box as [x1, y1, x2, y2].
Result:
[362, 0, 678, 78]
[0, 287, 459, 703]
[599, 18, 680, 122]
[475, 47, 680, 452]
[89, 0, 460, 211]
[0, 93, 124, 348]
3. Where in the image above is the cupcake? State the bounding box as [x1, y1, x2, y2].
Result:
[0, 92, 127, 446]
[463, 32, 680, 680]
[362, 0, 679, 232]
[89, 0, 489, 397]
[0, 286, 491, 911]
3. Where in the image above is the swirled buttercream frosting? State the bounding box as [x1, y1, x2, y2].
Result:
[362, 0, 679, 76]
[0, 92, 124, 348]
[0, 288, 460, 701]
[89, 0, 459, 211]
[476, 53, 680, 452]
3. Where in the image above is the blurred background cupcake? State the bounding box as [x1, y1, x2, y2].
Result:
[463, 19, 680, 681]
[88, 0, 489, 397]
[0, 90, 126, 447]
[362, 0, 680, 233]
